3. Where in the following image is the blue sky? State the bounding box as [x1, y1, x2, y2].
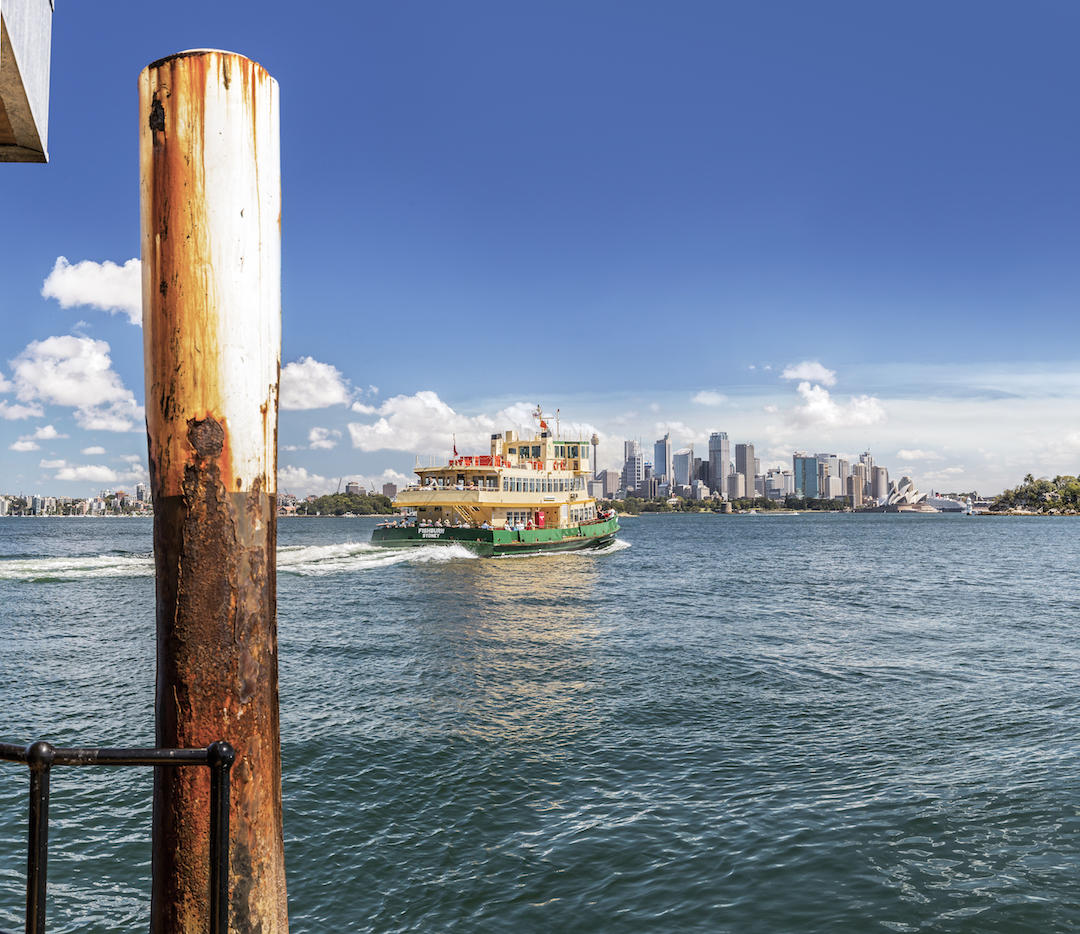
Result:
[2, 2, 1080, 497]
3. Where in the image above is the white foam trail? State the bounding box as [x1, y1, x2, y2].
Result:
[1, 536, 628, 581]
[278, 541, 479, 576]
[0, 553, 155, 581]
[494, 537, 632, 559]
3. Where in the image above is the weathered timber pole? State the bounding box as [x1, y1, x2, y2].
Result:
[139, 50, 287, 934]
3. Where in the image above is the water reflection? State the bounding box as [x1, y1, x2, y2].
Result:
[401, 554, 607, 745]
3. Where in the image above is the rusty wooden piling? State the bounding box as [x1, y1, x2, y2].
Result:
[139, 50, 287, 934]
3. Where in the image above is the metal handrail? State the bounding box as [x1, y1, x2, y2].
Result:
[0, 739, 234, 934]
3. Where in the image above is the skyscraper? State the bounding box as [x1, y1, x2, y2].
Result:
[708, 432, 730, 496]
[793, 453, 819, 498]
[653, 432, 673, 483]
[673, 446, 693, 486]
[622, 441, 645, 492]
[872, 466, 889, 501]
[735, 443, 755, 488]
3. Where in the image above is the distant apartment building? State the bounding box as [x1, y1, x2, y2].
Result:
[847, 475, 863, 508]
[382, 482, 398, 499]
[598, 469, 620, 498]
[0, 497, 8, 517]
[823, 475, 844, 499]
[708, 432, 730, 496]
[726, 472, 745, 500]
[851, 463, 866, 495]
[765, 468, 794, 499]
[345, 480, 362, 495]
[136, 482, 147, 503]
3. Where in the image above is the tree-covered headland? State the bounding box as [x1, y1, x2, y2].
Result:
[295, 492, 395, 516]
[991, 474, 1080, 514]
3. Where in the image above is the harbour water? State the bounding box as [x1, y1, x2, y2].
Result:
[1, 513, 1078, 932]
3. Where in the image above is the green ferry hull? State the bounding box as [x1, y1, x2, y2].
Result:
[371, 517, 619, 557]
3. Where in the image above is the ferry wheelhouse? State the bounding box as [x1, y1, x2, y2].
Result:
[371, 412, 618, 556]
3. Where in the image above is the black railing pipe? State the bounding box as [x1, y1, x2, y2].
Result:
[0, 739, 234, 934]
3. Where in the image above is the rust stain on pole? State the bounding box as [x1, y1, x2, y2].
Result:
[139, 50, 287, 933]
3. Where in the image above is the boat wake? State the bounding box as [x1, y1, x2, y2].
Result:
[0, 552, 155, 582]
[278, 541, 479, 576]
[0, 537, 629, 581]
[494, 537, 632, 559]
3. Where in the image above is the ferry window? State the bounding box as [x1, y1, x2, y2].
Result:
[503, 478, 508, 491]
[531, 445, 541, 458]
[570, 445, 578, 457]
[515, 478, 522, 492]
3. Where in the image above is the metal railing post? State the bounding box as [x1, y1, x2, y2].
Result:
[24, 741, 53, 934]
[207, 741, 235, 934]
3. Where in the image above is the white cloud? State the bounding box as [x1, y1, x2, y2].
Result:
[0, 400, 44, 420]
[10, 439, 39, 451]
[0, 371, 12, 393]
[74, 399, 142, 432]
[781, 361, 838, 386]
[656, 421, 698, 445]
[345, 392, 596, 455]
[350, 401, 378, 415]
[692, 391, 728, 406]
[280, 357, 351, 410]
[81, 445, 106, 455]
[308, 427, 341, 450]
[896, 448, 943, 461]
[39, 458, 67, 469]
[55, 464, 119, 483]
[921, 466, 967, 484]
[278, 465, 335, 497]
[51, 459, 147, 486]
[789, 381, 885, 428]
[41, 257, 142, 326]
[28, 424, 66, 441]
[10, 335, 142, 431]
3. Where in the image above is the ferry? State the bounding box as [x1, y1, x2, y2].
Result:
[371, 408, 619, 556]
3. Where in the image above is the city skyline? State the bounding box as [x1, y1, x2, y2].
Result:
[4, 4, 1080, 497]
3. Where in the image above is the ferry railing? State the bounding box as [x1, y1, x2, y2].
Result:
[0, 739, 234, 934]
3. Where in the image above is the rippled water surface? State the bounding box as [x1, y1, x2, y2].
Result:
[1, 514, 1079, 932]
